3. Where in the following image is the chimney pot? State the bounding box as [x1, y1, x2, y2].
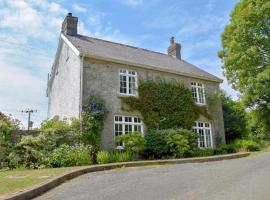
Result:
[68, 12, 72, 16]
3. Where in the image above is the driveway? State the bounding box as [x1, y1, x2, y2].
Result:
[35, 152, 270, 200]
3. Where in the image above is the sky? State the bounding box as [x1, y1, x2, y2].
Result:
[0, 0, 239, 128]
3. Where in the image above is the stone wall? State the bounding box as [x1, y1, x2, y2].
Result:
[10, 130, 40, 143]
[82, 58, 225, 150]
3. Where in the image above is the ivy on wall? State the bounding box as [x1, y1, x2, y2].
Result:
[120, 80, 210, 130]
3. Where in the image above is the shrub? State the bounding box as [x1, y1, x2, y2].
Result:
[234, 139, 261, 152]
[40, 118, 71, 134]
[166, 132, 193, 158]
[96, 151, 111, 164]
[114, 151, 133, 162]
[143, 130, 168, 159]
[214, 144, 237, 155]
[96, 151, 133, 164]
[11, 131, 58, 168]
[115, 132, 145, 155]
[143, 129, 197, 159]
[8, 152, 21, 169]
[192, 148, 215, 157]
[46, 144, 92, 167]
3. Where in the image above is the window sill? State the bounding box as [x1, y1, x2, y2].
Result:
[118, 93, 138, 98]
[195, 102, 207, 106]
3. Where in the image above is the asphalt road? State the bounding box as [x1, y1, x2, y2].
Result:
[35, 152, 270, 200]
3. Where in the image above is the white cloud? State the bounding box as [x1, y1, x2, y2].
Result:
[0, 0, 67, 41]
[0, 0, 141, 128]
[73, 3, 87, 12]
[0, 0, 66, 128]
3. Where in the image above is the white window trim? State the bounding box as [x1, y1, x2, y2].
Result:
[114, 115, 144, 149]
[191, 82, 206, 105]
[119, 69, 138, 96]
[193, 121, 213, 148]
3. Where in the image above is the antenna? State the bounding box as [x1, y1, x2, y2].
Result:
[21, 109, 37, 130]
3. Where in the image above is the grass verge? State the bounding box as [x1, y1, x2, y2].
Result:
[0, 166, 83, 198]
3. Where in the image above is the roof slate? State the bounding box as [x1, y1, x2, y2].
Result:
[65, 34, 222, 83]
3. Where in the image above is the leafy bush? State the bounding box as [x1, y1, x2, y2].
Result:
[192, 148, 215, 157]
[11, 131, 58, 168]
[115, 132, 145, 155]
[143, 129, 197, 159]
[96, 151, 111, 164]
[114, 151, 133, 162]
[96, 151, 133, 164]
[234, 139, 261, 152]
[143, 130, 168, 159]
[40, 118, 71, 134]
[46, 144, 92, 167]
[214, 144, 237, 155]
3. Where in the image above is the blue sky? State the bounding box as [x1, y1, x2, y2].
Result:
[0, 0, 239, 128]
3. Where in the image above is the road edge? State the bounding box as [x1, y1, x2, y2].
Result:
[4, 152, 250, 200]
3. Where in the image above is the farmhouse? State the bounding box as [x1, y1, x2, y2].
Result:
[47, 13, 225, 149]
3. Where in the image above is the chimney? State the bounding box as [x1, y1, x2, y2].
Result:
[61, 13, 78, 36]
[167, 36, 181, 60]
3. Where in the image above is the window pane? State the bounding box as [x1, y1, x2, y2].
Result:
[205, 129, 212, 147]
[198, 129, 205, 148]
[120, 75, 127, 94]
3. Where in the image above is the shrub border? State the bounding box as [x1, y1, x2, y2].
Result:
[4, 152, 250, 200]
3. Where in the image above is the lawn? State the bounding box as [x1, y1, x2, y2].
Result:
[0, 166, 83, 198]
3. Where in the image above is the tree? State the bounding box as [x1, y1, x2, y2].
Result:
[218, 0, 270, 135]
[220, 91, 248, 142]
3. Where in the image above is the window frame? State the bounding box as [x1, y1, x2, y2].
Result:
[191, 82, 206, 105]
[192, 121, 213, 148]
[119, 69, 138, 96]
[114, 115, 143, 149]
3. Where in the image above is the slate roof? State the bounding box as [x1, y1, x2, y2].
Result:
[65, 34, 222, 83]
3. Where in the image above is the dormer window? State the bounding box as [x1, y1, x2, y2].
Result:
[191, 82, 206, 105]
[119, 69, 137, 96]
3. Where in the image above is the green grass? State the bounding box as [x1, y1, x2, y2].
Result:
[0, 167, 82, 198]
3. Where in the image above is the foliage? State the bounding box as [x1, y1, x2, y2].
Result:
[0, 112, 21, 142]
[143, 130, 168, 159]
[96, 151, 132, 164]
[165, 130, 196, 158]
[192, 148, 215, 157]
[81, 96, 108, 151]
[115, 132, 145, 155]
[0, 112, 21, 130]
[143, 129, 197, 159]
[114, 151, 133, 162]
[247, 109, 270, 139]
[10, 131, 58, 168]
[0, 120, 12, 142]
[220, 91, 248, 142]
[218, 0, 270, 135]
[40, 118, 70, 133]
[96, 151, 110, 164]
[214, 144, 237, 155]
[121, 80, 209, 130]
[46, 144, 92, 167]
[234, 139, 261, 152]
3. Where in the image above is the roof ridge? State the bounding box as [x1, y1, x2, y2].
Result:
[76, 34, 172, 58]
